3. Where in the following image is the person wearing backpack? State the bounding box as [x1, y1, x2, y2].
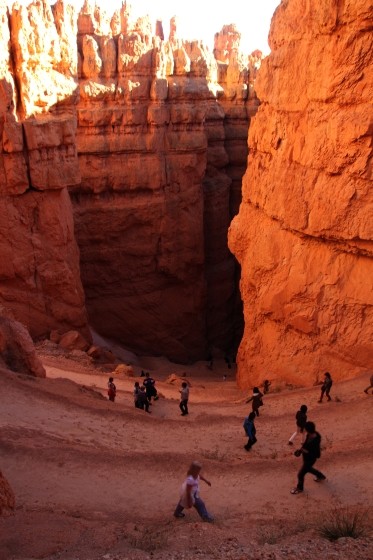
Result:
[290, 421, 326, 494]
[246, 387, 264, 417]
[243, 411, 257, 451]
[143, 372, 158, 403]
[288, 404, 308, 445]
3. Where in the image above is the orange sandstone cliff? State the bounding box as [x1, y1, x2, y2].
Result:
[0, 0, 258, 361]
[229, 0, 373, 387]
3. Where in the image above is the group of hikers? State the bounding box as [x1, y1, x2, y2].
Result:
[107, 371, 190, 415]
[107, 371, 158, 411]
[107, 367, 371, 523]
[241, 370, 369, 498]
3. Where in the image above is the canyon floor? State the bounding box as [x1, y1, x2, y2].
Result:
[0, 345, 372, 560]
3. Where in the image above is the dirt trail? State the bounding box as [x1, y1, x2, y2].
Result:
[0, 354, 372, 559]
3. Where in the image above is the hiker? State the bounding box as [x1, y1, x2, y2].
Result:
[133, 381, 141, 408]
[364, 373, 373, 394]
[143, 372, 158, 402]
[243, 411, 257, 451]
[136, 386, 151, 413]
[263, 379, 271, 394]
[246, 387, 264, 416]
[290, 421, 326, 494]
[107, 377, 116, 402]
[288, 404, 308, 445]
[174, 461, 213, 522]
[318, 372, 333, 403]
[179, 381, 189, 416]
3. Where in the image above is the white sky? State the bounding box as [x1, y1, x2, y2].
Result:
[95, 0, 281, 53]
[9, 0, 281, 54]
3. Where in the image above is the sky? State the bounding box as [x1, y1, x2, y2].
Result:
[8, 0, 281, 54]
[112, 0, 282, 54]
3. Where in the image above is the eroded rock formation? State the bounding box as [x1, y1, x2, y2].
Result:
[0, 0, 259, 362]
[0, 0, 90, 342]
[229, 0, 373, 387]
[0, 468, 15, 515]
[0, 307, 46, 377]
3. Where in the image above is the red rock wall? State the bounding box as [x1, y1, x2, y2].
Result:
[0, 468, 15, 515]
[229, 0, 373, 387]
[0, 0, 90, 341]
[0, 0, 258, 361]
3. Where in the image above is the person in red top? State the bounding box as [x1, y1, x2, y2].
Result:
[107, 377, 116, 402]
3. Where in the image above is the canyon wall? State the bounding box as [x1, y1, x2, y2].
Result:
[229, 0, 373, 387]
[0, 0, 258, 361]
[0, 0, 90, 342]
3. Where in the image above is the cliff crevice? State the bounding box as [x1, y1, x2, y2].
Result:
[0, 0, 260, 361]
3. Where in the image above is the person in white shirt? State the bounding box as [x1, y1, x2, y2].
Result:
[173, 461, 213, 522]
[179, 382, 189, 416]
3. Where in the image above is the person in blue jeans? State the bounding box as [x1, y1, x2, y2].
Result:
[243, 411, 257, 451]
[174, 461, 214, 522]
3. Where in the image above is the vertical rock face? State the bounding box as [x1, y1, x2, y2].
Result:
[0, 0, 90, 342]
[229, 0, 373, 386]
[0, 307, 46, 377]
[0, 1, 258, 361]
[0, 468, 15, 515]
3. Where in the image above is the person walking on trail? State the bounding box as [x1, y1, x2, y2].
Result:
[288, 404, 308, 446]
[263, 379, 271, 394]
[174, 461, 214, 522]
[137, 386, 151, 413]
[246, 387, 264, 416]
[107, 377, 116, 402]
[243, 411, 257, 451]
[143, 372, 158, 403]
[133, 381, 141, 408]
[179, 381, 189, 416]
[318, 372, 333, 403]
[364, 373, 373, 394]
[290, 421, 326, 494]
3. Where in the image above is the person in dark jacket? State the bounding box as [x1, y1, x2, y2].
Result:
[137, 386, 151, 413]
[107, 377, 116, 402]
[288, 404, 308, 445]
[318, 372, 333, 403]
[246, 387, 264, 416]
[291, 421, 326, 494]
[263, 379, 271, 394]
[243, 412, 257, 451]
[143, 372, 158, 403]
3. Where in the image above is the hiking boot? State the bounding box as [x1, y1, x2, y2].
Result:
[314, 476, 326, 482]
[290, 488, 303, 494]
[174, 512, 185, 518]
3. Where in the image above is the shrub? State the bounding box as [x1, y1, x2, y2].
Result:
[317, 507, 370, 541]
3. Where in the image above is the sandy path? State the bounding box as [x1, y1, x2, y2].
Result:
[0, 360, 372, 559]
